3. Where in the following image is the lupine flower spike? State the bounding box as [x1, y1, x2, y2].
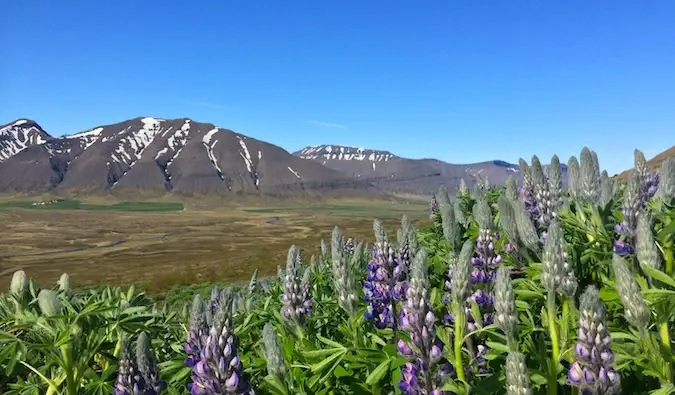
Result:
[136, 332, 166, 394]
[429, 193, 439, 220]
[505, 352, 532, 395]
[190, 293, 254, 395]
[568, 286, 620, 395]
[656, 156, 675, 203]
[281, 245, 312, 327]
[262, 323, 286, 379]
[398, 250, 447, 394]
[331, 226, 359, 317]
[185, 295, 207, 369]
[114, 336, 141, 395]
[612, 254, 650, 330]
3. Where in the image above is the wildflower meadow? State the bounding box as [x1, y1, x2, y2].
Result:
[1, 148, 675, 395]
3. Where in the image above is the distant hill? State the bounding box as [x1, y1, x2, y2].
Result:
[0, 118, 383, 199]
[614, 145, 675, 181]
[294, 144, 567, 195]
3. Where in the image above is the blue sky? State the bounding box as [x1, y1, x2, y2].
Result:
[2, 1, 674, 175]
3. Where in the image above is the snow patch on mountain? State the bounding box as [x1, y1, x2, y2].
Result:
[297, 145, 396, 162]
[0, 122, 48, 162]
[237, 135, 260, 186]
[202, 127, 228, 185]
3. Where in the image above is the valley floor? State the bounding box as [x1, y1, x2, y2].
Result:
[0, 198, 428, 292]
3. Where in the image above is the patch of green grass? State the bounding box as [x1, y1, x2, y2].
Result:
[0, 199, 184, 212]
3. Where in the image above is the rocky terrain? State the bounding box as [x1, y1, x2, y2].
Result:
[294, 144, 566, 195]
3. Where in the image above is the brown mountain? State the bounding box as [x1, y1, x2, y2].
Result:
[614, 146, 675, 181]
[293, 145, 567, 195]
[0, 118, 383, 199]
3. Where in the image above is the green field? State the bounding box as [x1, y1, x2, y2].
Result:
[0, 199, 184, 212]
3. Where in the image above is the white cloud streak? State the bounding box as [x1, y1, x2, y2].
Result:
[305, 120, 346, 129]
[183, 100, 231, 110]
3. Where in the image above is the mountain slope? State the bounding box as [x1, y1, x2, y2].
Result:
[294, 144, 561, 195]
[614, 146, 675, 181]
[0, 118, 382, 198]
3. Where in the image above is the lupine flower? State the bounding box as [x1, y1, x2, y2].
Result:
[320, 239, 328, 256]
[454, 201, 469, 228]
[248, 269, 259, 295]
[504, 176, 519, 202]
[364, 221, 407, 329]
[636, 212, 661, 272]
[567, 156, 581, 201]
[458, 178, 468, 196]
[657, 156, 675, 203]
[568, 286, 620, 395]
[9, 270, 28, 299]
[281, 245, 312, 326]
[429, 193, 439, 220]
[190, 295, 254, 395]
[451, 240, 475, 308]
[437, 186, 451, 208]
[612, 254, 650, 330]
[344, 237, 355, 256]
[541, 220, 569, 294]
[185, 295, 207, 369]
[262, 323, 286, 378]
[494, 266, 517, 342]
[331, 226, 359, 317]
[580, 147, 601, 205]
[614, 172, 641, 255]
[37, 289, 62, 317]
[497, 195, 520, 251]
[58, 273, 72, 298]
[511, 197, 541, 251]
[136, 332, 166, 394]
[474, 175, 487, 201]
[600, 171, 614, 207]
[440, 202, 460, 248]
[548, 155, 563, 213]
[115, 336, 141, 395]
[505, 352, 532, 395]
[519, 158, 539, 224]
[398, 250, 447, 394]
[634, 149, 660, 206]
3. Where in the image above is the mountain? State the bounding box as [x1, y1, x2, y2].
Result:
[294, 144, 566, 195]
[0, 118, 382, 198]
[614, 146, 675, 181]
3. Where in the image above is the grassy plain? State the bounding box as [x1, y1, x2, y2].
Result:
[0, 197, 429, 294]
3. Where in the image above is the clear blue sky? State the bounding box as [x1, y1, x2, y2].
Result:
[2, 1, 674, 175]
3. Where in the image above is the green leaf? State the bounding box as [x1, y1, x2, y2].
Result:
[365, 358, 390, 386]
[641, 264, 675, 289]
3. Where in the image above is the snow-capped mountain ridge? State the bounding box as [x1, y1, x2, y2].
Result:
[296, 144, 397, 162]
[0, 117, 379, 199]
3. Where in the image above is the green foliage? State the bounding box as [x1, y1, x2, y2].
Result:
[1, 172, 674, 394]
[0, 199, 184, 212]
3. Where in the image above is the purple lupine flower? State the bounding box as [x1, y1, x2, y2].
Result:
[429, 194, 439, 220]
[190, 295, 254, 395]
[364, 220, 407, 329]
[398, 250, 449, 394]
[185, 295, 207, 369]
[343, 237, 355, 256]
[114, 337, 141, 395]
[281, 245, 312, 326]
[136, 332, 166, 394]
[634, 149, 660, 206]
[568, 286, 620, 395]
[614, 172, 641, 255]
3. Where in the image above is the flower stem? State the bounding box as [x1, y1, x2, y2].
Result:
[659, 321, 673, 382]
[454, 307, 466, 382]
[546, 293, 560, 395]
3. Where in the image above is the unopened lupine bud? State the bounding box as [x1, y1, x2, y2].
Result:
[657, 156, 675, 203]
[262, 323, 286, 378]
[636, 213, 661, 272]
[454, 202, 468, 228]
[429, 194, 440, 220]
[600, 171, 614, 206]
[440, 203, 460, 248]
[136, 332, 166, 394]
[185, 295, 206, 369]
[497, 196, 519, 248]
[473, 199, 493, 231]
[38, 289, 62, 317]
[9, 270, 28, 298]
[320, 239, 328, 256]
[331, 226, 359, 317]
[511, 198, 540, 251]
[458, 178, 468, 195]
[568, 286, 620, 395]
[504, 176, 519, 202]
[541, 221, 567, 293]
[612, 254, 650, 329]
[567, 156, 581, 201]
[437, 186, 451, 208]
[548, 155, 563, 209]
[57, 273, 72, 298]
[248, 269, 259, 295]
[505, 352, 532, 395]
[580, 147, 600, 204]
[494, 267, 517, 340]
[451, 240, 474, 305]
